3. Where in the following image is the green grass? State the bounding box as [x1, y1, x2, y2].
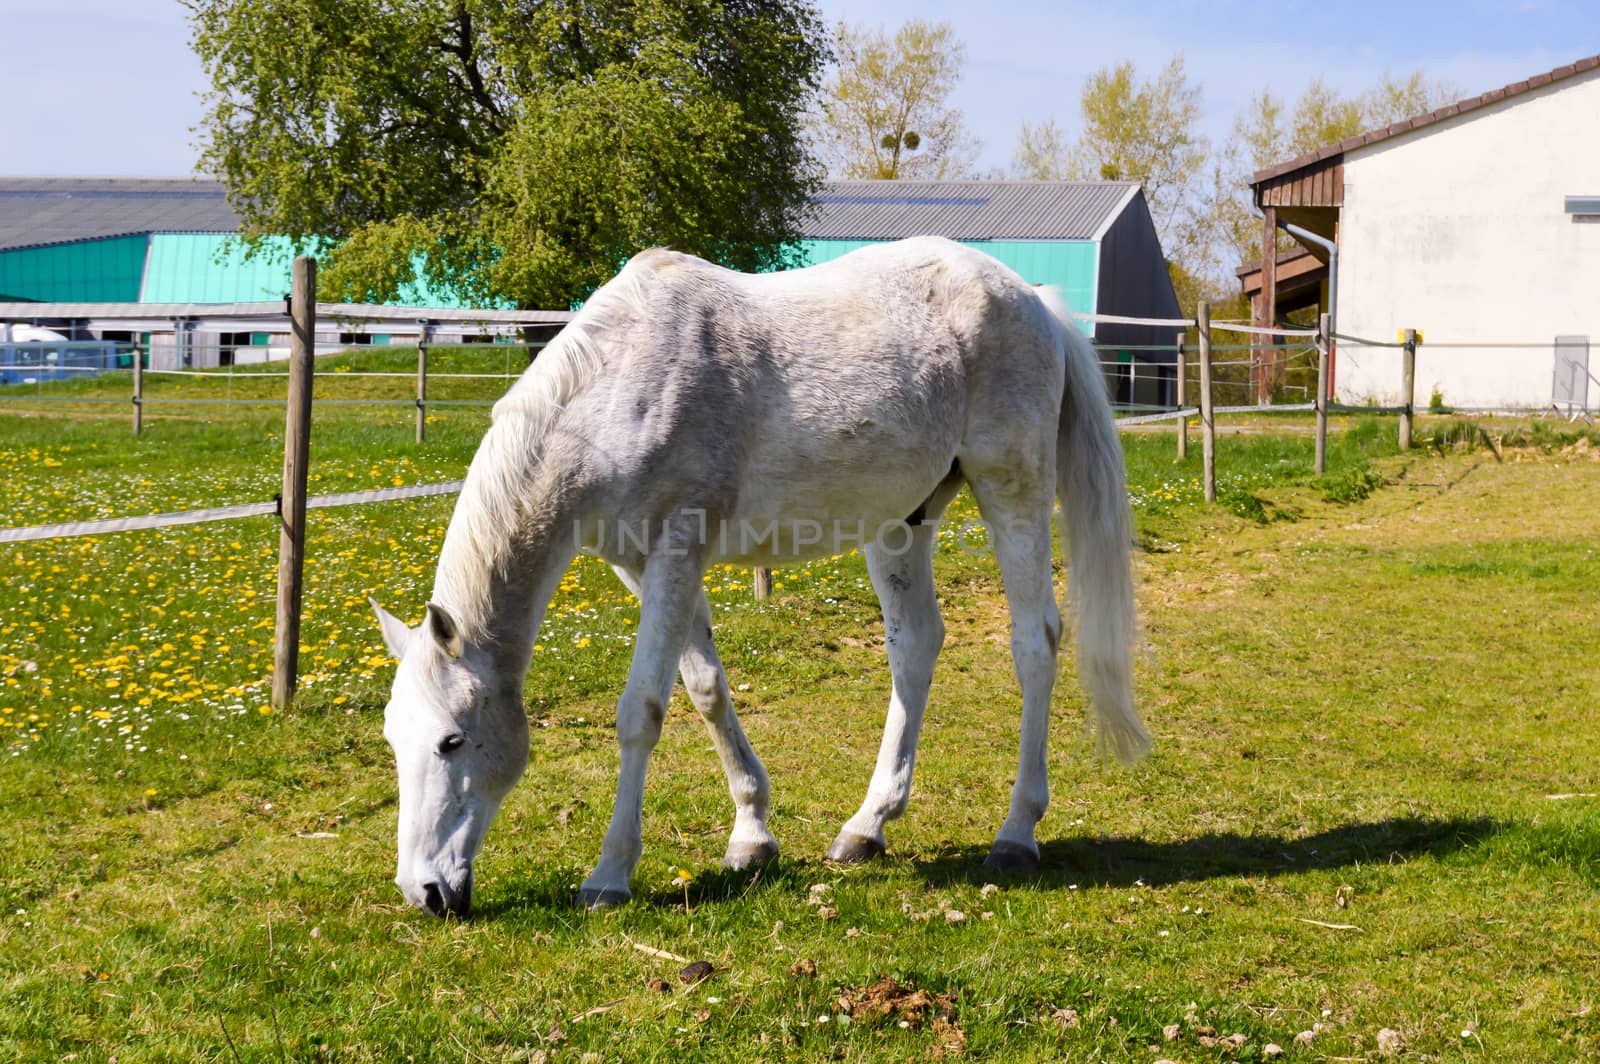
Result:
[4, 373, 1600, 1060]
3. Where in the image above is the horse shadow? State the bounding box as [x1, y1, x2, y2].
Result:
[473, 858, 813, 919]
[912, 815, 1499, 890]
[472, 816, 1498, 918]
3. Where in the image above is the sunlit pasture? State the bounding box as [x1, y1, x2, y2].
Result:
[5, 367, 1598, 1060]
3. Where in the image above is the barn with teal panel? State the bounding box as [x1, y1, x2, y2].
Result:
[0, 178, 465, 308]
[3, 177, 1179, 401]
[797, 180, 1182, 406]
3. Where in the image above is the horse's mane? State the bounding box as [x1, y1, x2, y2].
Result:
[432, 251, 675, 637]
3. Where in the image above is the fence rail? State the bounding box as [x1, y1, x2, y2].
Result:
[3, 285, 1582, 706]
[1083, 305, 1440, 484]
[0, 336, 549, 431]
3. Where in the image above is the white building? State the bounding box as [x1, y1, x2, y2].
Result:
[1242, 54, 1600, 412]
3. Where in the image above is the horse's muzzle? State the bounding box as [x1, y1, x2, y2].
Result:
[410, 868, 472, 918]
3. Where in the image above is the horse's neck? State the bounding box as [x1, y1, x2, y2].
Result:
[432, 464, 579, 683]
[492, 536, 573, 671]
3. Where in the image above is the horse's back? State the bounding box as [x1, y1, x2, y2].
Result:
[554, 239, 1065, 563]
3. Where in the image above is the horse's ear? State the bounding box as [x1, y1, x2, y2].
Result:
[370, 598, 414, 660]
[425, 602, 464, 659]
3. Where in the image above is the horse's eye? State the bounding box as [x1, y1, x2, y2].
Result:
[437, 734, 466, 755]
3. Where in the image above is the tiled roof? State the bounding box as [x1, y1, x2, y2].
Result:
[802, 180, 1140, 241]
[0, 177, 240, 250]
[1252, 53, 1600, 185]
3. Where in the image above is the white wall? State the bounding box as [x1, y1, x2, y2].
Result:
[1335, 67, 1600, 410]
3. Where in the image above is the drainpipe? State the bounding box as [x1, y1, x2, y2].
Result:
[1277, 220, 1337, 401]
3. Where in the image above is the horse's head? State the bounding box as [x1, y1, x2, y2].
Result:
[371, 599, 529, 918]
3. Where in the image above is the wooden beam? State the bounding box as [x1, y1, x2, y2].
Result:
[1198, 302, 1216, 503]
[1175, 330, 1188, 459]
[1259, 205, 1278, 402]
[273, 257, 316, 710]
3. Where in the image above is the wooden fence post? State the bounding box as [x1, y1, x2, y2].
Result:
[415, 324, 429, 444]
[273, 256, 316, 711]
[1315, 312, 1330, 474]
[1399, 328, 1417, 450]
[1175, 330, 1188, 459]
[132, 338, 144, 436]
[1198, 301, 1216, 503]
[753, 568, 773, 601]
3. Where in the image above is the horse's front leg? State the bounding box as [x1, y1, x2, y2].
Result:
[578, 546, 703, 909]
[611, 566, 778, 870]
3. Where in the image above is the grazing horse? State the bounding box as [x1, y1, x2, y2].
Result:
[371, 236, 1149, 916]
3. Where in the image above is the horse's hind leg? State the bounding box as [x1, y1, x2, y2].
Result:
[828, 517, 946, 862]
[966, 473, 1062, 872]
[612, 568, 778, 871]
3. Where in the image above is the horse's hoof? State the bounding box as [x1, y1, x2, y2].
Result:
[981, 840, 1039, 873]
[827, 831, 885, 863]
[723, 838, 780, 870]
[576, 886, 631, 910]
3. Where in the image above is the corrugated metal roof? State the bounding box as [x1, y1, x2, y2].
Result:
[0, 177, 240, 251]
[802, 180, 1140, 241]
[3, 175, 1141, 250]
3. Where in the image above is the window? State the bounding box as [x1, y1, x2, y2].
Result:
[218, 331, 253, 367]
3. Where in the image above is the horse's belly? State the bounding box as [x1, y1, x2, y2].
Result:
[714, 450, 953, 567]
[711, 380, 962, 565]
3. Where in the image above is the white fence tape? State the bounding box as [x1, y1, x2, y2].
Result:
[0, 480, 464, 545]
[1115, 407, 1199, 426]
[1074, 312, 1195, 328]
[1209, 321, 1319, 338]
[145, 370, 519, 380]
[1216, 402, 1316, 414]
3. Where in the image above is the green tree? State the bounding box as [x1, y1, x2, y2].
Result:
[1288, 79, 1367, 153]
[187, 0, 831, 309]
[1360, 71, 1458, 128]
[1011, 117, 1072, 181]
[1013, 58, 1210, 268]
[811, 20, 979, 180]
[1219, 71, 1457, 273]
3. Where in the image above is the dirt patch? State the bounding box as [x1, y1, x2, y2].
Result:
[839, 975, 956, 1026]
[839, 976, 965, 1054]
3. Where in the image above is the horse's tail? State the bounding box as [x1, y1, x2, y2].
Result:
[1038, 287, 1151, 765]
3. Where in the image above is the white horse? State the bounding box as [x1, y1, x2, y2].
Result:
[371, 236, 1149, 916]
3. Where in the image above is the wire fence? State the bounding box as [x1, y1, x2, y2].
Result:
[0, 302, 1433, 547]
[0, 337, 553, 434]
[3, 278, 1591, 707]
[0, 302, 1330, 537]
[1089, 319, 1592, 427]
[10, 315, 1581, 428]
[5, 303, 1583, 506]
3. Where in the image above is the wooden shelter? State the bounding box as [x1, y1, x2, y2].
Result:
[1243, 53, 1600, 403]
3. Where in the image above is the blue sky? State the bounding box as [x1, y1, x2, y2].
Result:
[1, 0, 1592, 177]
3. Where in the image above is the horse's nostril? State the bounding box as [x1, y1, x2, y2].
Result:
[422, 881, 446, 917]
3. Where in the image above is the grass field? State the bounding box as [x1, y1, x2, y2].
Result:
[3, 361, 1599, 1061]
